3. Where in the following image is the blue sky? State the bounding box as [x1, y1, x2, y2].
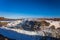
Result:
[0, 0, 60, 18]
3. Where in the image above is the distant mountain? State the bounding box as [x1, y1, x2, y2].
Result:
[36, 18, 60, 21]
[0, 17, 22, 21]
[0, 17, 60, 21]
[0, 17, 7, 21]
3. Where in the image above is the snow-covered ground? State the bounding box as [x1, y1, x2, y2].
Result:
[7, 20, 60, 28]
[0, 21, 11, 22]
[0, 27, 45, 40]
[0, 20, 60, 40]
[0, 26, 59, 40]
[0, 27, 45, 36]
[46, 20, 60, 29]
[6, 20, 22, 27]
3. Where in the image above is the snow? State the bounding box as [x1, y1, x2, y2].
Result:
[7, 20, 60, 29]
[0, 27, 45, 40]
[0, 27, 44, 36]
[0, 20, 60, 40]
[46, 20, 60, 29]
[7, 20, 22, 27]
